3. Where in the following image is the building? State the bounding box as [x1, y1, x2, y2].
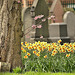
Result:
[22, 0, 34, 7]
[47, 0, 75, 8]
[22, 0, 75, 8]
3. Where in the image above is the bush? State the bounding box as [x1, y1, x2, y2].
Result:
[64, 8, 75, 14]
[13, 67, 22, 73]
[21, 40, 75, 72]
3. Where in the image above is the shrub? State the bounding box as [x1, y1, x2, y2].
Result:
[13, 67, 22, 73]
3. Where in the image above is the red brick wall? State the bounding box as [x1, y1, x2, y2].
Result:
[47, 0, 75, 3]
[22, 0, 75, 7]
[27, 0, 34, 7]
[47, 0, 75, 7]
[22, 0, 34, 7]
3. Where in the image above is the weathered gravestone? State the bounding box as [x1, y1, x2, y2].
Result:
[30, 0, 49, 43]
[22, 7, 33, 42]
[50, 0, 64, 23]
[63, 11, 75, 41]
[48, 23, 70, 43]
[22, 0, 49, 43]
[48, 0, 70, 43]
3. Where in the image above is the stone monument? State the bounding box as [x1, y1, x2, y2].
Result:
[63, 11, 75, 42]
[48, 0, 70, 43]
[50, 0, 64, 23]
[22, 0, 49, 43]
[22, 7, 33, 42]
[30, 0, 49, 43]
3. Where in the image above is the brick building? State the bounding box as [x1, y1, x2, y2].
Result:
[47, 0, 75, 8]
[47, 0, 75, 3]
[22, 0, 34, 7]
[22, 0, 75, 8]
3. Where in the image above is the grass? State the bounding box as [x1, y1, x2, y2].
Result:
[0, 72, 75, 75]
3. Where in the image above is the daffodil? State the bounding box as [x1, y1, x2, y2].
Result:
[48, 47, 52, 51]
[25, 42, 27, 45]
[21, 47, 23, 50]
[44, 55, 47, 58]
[71, 50, 74, 53]
[34, 47, 37, 50]
[28, 46, 32, 50]
[33, 44, 36, 47]
[73, 44, 75, 48]
[62, 49, 66, 53]
[51, 53, 55, 56]
[38, 41, 41, 44]
[23, 50, 26, 53]
[67, 49, 71, 52]
[26, 43, 29, 47]
[24, 55, 28, 59]
[35, 42, 38, 45]
[21, 42, 23, 45]
[66, 54, 70, 57]
[36, 53, 40, 57]
[27, 52, 31, 56]
[58, 39, 62, 43]
[33, 51, 37, 54]
[52, 50, 57, 54]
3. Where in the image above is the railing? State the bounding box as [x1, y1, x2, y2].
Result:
[61, 0, 75, 8]
[48, 0, 75, 9]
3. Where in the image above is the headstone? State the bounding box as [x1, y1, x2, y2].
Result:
[22, 7, 33, 42]
[50, 0, 64, 23]
[48, 0, 70, 43]
[30, 0, 49, 42]
[63, 11, 75, 41]
[48, 23, 70, 43]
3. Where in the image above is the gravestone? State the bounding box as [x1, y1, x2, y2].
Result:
[48, 0, 70, 43]
[50, 0, 64, 23]
[22, 0, 49, 43]
[30, 0, 49, 43]
[63, 11, 75, 41]
[48, 23, 70, 43]
[22, 7, 33, 42]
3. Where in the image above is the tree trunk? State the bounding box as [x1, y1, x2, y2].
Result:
[0, 0, 23, 70]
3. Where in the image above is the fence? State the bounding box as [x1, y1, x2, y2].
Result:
[48, 0, 75, 10]
[61, 0, 75, 8]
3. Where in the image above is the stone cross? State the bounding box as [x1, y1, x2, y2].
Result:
[50, 0, 64, 23]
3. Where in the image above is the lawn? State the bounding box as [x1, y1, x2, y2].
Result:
[0, 72, 75, 75]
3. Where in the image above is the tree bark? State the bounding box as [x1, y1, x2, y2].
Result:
[0, 0, 23, 70]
